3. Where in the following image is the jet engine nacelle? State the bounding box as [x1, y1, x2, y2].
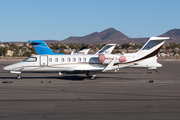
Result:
[98, 54, 126, 64]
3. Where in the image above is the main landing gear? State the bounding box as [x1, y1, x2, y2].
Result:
[17, 74, 22, 79]
[147, 69, 152, 74]
[147, 69, 160, 74]
[86, 71, 96, 80]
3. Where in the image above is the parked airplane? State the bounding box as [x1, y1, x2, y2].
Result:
[3, 37, 171, 79]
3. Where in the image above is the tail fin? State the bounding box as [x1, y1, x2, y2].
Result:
[28, 40, 64, 55]
[75, 46, 91, 55]
[124, 37, 171, 64]
[96, 44, 117, 54]
[136, 37, 171, 57]
[130, 37, 171, 69]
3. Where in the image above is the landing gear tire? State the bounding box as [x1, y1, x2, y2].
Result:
[86, 71, 96, 80]
[86, 73, 89, 77]
[147, 69, 152, 74]
[17, 74, 22, 79]
[90, 75, 96, 80]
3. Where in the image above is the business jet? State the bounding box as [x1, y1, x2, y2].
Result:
[3, 37, 171, 79]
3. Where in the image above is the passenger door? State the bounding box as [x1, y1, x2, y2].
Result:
[40, 55, 48, 66]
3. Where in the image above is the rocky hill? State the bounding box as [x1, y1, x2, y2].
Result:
[2, 28, 179, 45]
[59, 28, 129, 44]
[159, 29, 180, 44]
[44, 28, 180, 44]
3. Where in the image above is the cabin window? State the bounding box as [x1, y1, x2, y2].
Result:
[83, 57, 86, 62]
[78, 57, 81, 62]
[67, 58, 71, 62]
[49, 58, 52, 62]
[23, 57, 37, 62]
[73, 58, 76, 62]
[61, 58, 64, 62]
[55, 58, 58, 62]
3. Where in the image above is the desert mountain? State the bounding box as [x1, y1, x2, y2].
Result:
[44, 28, 180, 44]
[159, 29, 180, 44]
[59, 28, 129, 44]
[2, 28, 179, 45]
[160, 29, 180, 38]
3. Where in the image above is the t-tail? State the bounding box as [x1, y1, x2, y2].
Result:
[98, 37, 171, 72]
[28, 40, 64, 55]
[124, 37, 171, 63]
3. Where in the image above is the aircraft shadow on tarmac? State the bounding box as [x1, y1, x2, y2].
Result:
[106, 71, 143, 74]
[0, 76, 85, 81]
[0, 75, 121, 81]
[0, 71, 145, 81]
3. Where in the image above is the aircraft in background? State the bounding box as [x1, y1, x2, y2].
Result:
[74, 46, 92, 55]
[3, 37, 171, 79]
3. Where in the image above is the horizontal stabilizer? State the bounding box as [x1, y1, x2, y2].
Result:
[140, 37, 171, 50]
[75, 46, 91, 55]
[96, 44, 117, 54]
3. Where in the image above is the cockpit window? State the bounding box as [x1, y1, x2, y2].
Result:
[23, 57, 37, 62]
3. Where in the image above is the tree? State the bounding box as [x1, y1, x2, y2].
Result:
[0, 48, 4, 56]
[69, 44, 77, 49]
[23, 51, 32, 57]
[132, 44, 142, 49]
[59, 45, 67, 53]
[31, 47, 36, 54]
[3, 47, 8, 56]
[121, 43, 131, 49]
[53, 44, 60, 50]
[60, 45, 67, 49]
[13, 48, 19, 57]
[23, 43, 27, 47]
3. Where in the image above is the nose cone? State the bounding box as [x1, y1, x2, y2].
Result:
[3, 65, 11, 71]
[3, 62, 22, 71]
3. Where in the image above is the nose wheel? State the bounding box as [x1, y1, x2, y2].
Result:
[90, 75, 96, 80]
[17, 74, 22, 79]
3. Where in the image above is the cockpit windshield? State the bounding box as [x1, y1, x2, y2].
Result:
[23, 57, 37, 62]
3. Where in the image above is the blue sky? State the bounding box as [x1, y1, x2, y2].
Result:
[0, 0, 180, 42]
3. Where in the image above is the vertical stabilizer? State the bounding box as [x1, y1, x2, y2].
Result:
[28, 40, 64, 55]
[136, 37, 171, 57]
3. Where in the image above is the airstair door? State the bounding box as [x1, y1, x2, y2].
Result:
[40, 55, 48, 66]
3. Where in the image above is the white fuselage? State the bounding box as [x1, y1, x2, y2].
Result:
[3, 53, 162, 73]
[3, 54, 106, 72]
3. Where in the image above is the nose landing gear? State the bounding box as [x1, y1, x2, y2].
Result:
[147, 69, 160, 74]
[17, 74, 22, 79]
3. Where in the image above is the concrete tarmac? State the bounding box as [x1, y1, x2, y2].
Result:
[0, 60, 180, 120]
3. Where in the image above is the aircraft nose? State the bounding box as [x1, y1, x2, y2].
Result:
[3, 65, 11, 71]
